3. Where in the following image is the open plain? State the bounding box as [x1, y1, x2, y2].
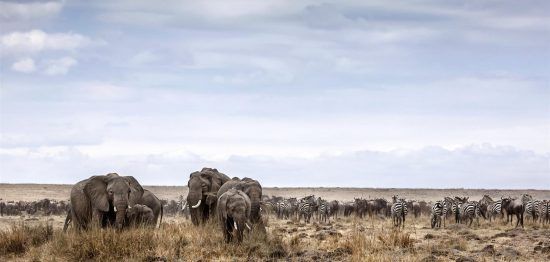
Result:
[1, 184, 549, 261]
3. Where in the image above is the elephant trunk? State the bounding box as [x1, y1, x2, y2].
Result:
[251, 201, 261, 223]
[187, 192, 203, 209]
[114, 203, 128, 229]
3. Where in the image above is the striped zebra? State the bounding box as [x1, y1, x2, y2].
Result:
[486, 200, 503, 222]
[298, 195, 316, 223]
[430, 200, 444, 228]
[540, 200, 549, 225]
[460, 201, 484, 226]
[442, 197, 455, 227]
[318, 200, 331, 223]
[525, 199, 541, 222]
[391, 198, 408, 228]
[276, 200, 291, 219]
[453, 197, 468, 223]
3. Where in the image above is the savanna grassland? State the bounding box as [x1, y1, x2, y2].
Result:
[1, 184, 550, 261]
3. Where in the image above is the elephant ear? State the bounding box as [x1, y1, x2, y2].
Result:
[218, 194, 229, 220]
[84, 176, 110, 212]
[124, 176, 144, 206]
[241, 191, 252, 218]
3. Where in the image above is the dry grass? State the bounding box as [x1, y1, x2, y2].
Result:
[1, 214, 549, 261]
[0, 223, 53, 256]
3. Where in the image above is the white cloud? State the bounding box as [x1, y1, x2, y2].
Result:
[43, 56, 77, 75]
[1, 30, 90, 54]
[0, 144, 548, 189]
[0, 0, 63, 22]
[11, 58, 36, 73]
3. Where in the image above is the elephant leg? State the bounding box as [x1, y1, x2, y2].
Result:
[202, 206, 209, 224]
[190, 208, 199, 226]
[224, 220, 232, 243]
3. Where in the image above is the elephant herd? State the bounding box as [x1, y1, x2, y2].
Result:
[63, 173, 163, 231]
[185, 168, 264, 242]
[62, 168, 263, 243]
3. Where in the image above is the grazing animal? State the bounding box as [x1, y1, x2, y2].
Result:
[486, 199, 503, 222]
[276, 200, 291, 219]
[187, 168, 231, 226]
[391, 198, 408, 228]
[329, 200, 340, 219]
[318, 200, 331, 223]
[298, 195, 316, 223]
[501, 196, 525, 228]
[431, 201, 444, 228]
[460, 201, 485, 226]
[525, 199, 541, 222]
[452, 197, 468, 224]
[217, 188, 252, 243]
[354, 198, 368, 218]
[64, 173, 144, 231]
[343, 202, 355, 217]
[138, 189, 163, 228]
[442, 197, 455, 227]
[125, 204, 155, 227]
[540, 200, 549, 225]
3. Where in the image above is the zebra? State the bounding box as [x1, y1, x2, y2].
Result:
[298, 195, 316, 223]
[525, 199, 541, 222]
[276, 200, 291, 219]
[442, 197, 455, 227]
[430, 200, 444, 228]
[318, 200, 331, 223]
[540, 200, 549, 225]
[452, 197, 468, 224]
[391, 198, 408, 228]
[460, 201, 484, 226]
[486, 199, 503, 222]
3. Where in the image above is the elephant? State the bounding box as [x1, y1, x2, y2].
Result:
[187, 167, 231, 226]
[125, 204, 155, 227]
[138, 189, 163, 227]
[217, 188, 252, 243]
[217, 177, 262, 224]
[64, 173, 144, 230]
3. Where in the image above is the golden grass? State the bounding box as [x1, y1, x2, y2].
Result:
[0, 223, 53, 256]
[1, 214, 549, 261]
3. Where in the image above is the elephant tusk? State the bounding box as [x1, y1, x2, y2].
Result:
[191, 199, 201, 208]
[114, 206, 117, 212]
[128, 205, 132, 209]
[246, 223, 251, 230]
[234, 221, 238, 231]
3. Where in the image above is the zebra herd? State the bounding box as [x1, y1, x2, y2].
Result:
[430, 194, 550, 229]
[260, 196, 340, 224]
[261, 194, 550, 229]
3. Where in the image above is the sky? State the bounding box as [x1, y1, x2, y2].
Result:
[0, 0, 549, 188]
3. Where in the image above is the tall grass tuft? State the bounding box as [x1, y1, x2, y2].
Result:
[0, 222, 53, 256]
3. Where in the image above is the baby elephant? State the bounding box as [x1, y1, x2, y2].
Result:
[217, 188, 252, 243]
[125, 204, 155, 228]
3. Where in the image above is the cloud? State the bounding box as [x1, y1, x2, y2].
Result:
[1, 30, 90, 54]
[0, 0, 63, 22]
[0, 144, 547, 189]
[11, 57, 36, 73]
[43, 56, 77, 75]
